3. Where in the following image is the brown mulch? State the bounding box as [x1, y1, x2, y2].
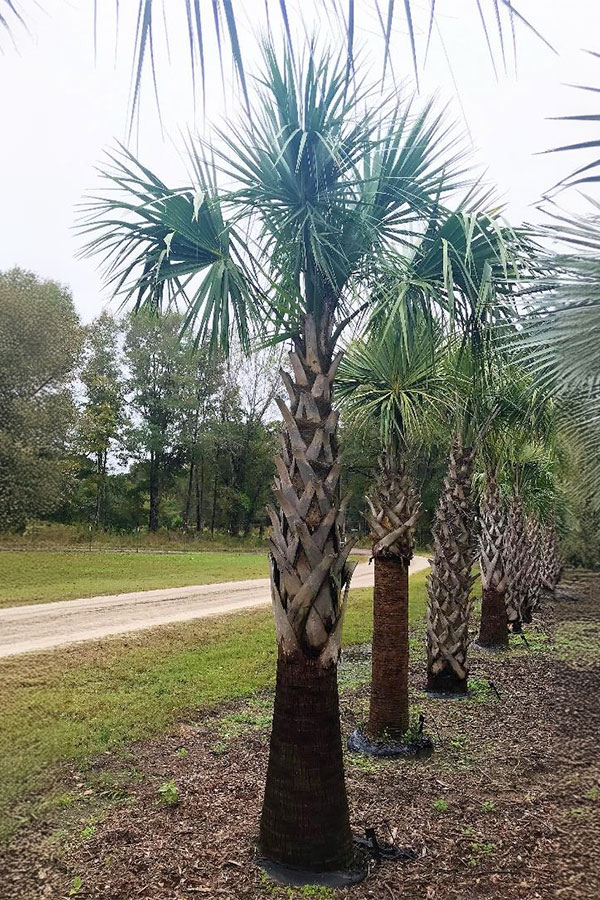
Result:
[2, 573, 599, 900]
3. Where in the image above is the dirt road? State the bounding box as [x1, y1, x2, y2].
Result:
[0, 557, 429, 658]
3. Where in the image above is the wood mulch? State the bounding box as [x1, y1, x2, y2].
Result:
[1, 572, 599, 900]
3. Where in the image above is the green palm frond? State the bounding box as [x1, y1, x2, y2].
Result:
[542, 50, 600, 195]
[519, 207, 600, 509]
[521, 210, 600, 393]
[120, 0, 552, 129]
[81, 42, 478, 355]
[78, 145, 254, 355]
[477, 439, 565, 523]
[213, 44, 470, 326]
[337, 302, 452, 453]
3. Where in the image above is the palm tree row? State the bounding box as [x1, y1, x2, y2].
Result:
[337, 287, 569, 746]
[79, 38, 583, 885]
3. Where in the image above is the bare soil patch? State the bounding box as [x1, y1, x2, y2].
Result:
[1, 572, 599, 900]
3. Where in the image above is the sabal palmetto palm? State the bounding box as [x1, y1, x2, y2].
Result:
[475, 367, 556, 648]
[80, 42, 471, 878]
[412, 210, 526, 695]
[337, 303, 450, 747]
[501, 437, 565, 631]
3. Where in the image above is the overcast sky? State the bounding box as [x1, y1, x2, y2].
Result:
[0, 0, 598, 322]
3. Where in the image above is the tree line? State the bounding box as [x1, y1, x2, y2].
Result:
[0, 268, 280, 537]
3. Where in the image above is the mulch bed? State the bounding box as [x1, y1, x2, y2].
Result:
[2, 572, 599, 900]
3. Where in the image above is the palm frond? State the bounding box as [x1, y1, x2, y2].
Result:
[78, 145, 255, 355]
[521, 210, 600, 393]
[1, 2, 552, 132]
[542, 50, 600, 195]
[520, 207, 600, 509]
[337, 301, 452, 453]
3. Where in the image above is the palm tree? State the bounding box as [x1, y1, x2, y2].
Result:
[475, 367, 555, 648]
[477, 468, 510, 647]
[337, 303, 449, 748]
[413, 211, 526, 695]
[503, 439, 564, 631]
[80, 43, 468, 879]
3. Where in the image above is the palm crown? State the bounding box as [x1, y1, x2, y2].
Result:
[81, 42, 472, 358]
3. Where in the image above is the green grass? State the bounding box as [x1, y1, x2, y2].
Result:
[0, 521, 270, 552]
[0, 550, 272, 607]
[0, 569, 429, 842]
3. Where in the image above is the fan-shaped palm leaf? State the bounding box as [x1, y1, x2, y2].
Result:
[337, 305, 452, 453]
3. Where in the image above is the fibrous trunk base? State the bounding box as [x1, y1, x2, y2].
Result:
[367, 556, 409, 740]
[259, 649, 354, 872]
[477, 587, 509, 649]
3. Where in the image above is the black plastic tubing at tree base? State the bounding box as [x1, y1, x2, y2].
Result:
[348, 727, 434, 759]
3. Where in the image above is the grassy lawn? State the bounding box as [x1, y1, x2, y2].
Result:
[0, 570, 429, 842]
[0, 550, 271, 608]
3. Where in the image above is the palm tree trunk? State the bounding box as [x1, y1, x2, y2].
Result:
[478, 588, 508, 647]
[259, 315, 356, 874]
[426, 434, 477, 695]
[478, 472, 508, 648]
[541, 521, 562, 591]
[364, 456, 420, 740]
[367, 556, 410, 737]
[505, 495, 527, 632]
[521, 514, 542, 623]
[260, 649, 352, 870]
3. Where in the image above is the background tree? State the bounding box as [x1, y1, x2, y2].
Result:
[123, 310, 189, 533]
[0, 268, 82, 532]
[177, 344, 224, 532]
[79, 312, 123, 527]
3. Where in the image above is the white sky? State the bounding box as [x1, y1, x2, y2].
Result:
[0, 0, 598, 322]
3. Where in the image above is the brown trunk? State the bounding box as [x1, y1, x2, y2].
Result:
[196, 455, 204, 533]
[183, 458, 195, 531]
[259, 649, 353, 871]
[477, 587, 508, 648]
[367, 556, 410, 739]
[210, 471, 218, 536]
[149, 450, 160, 532]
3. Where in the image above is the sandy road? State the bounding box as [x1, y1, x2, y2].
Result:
[0, 557, 429, 659]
